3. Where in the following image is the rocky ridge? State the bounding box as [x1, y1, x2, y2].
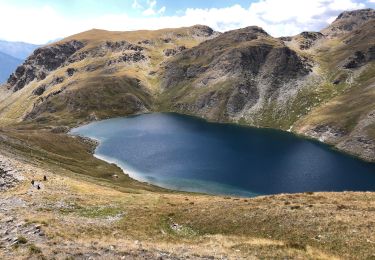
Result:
[321, 8, 375, 37]
[160, 26, 314, 124]
[7, 40, 85, 92]
[0, 10, 374, 161]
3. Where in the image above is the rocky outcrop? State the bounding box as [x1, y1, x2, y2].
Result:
[106, 52, 146, 66]
[343, 46, 375, 68]
[161, 26, 312, 121]
[303, 124, 347, 143]
[301, 109, 375, 162]
[190, 25, 218, 38]
[66, 67, 77, 77]
[0, 26, 221, 126]
[7, 40, 84, 92]
[321, 8, 375, 37]
[31, 76, 65, 96]
[163, 46, 186, 57]
[0, 155, 24, 191]
[297, 32, 324, 50]
[162, 26, 271, 89]
[68, 40, 146, 65]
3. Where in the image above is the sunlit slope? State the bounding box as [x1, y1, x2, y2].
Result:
[0, 25, 218, 127]
[0, 9, 374, 161]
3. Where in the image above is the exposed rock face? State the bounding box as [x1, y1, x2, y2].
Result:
[68, 40, 146, 65]
[7, 40, 84, 92]
[107, 52, 146, 66]
[161, 26, 312, 121]
[0, 26, 219, 126]
[66, 67, 77, 77]
[321, 8, 375, 37]
[0, 155, 24, 191]
[297, 32, 325, 50]
[344, 47, 375, 68]
[163, 46, 186, 57]
[301, 109, 375, 162]
[31, 76, 64, 96]
[303, 124, 347, 144]
[190, 25, 218, 38]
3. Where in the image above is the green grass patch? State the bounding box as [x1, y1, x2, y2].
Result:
[59, 203, 123, 219]
[29, 244, 42, 255]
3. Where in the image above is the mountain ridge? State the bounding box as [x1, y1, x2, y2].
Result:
[0, 8, 374, 161]
[0, 39, 39, 60]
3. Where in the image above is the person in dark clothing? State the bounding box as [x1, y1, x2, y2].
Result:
[43, 175, 47, 181]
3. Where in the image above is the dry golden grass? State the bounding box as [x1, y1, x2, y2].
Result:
[1, 135, 374, 259]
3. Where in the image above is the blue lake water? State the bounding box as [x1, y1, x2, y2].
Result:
[71, 113, 375, 197]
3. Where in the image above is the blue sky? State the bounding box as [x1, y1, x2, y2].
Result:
[0, 0, 373, 43]
[0, 0, 257, 17]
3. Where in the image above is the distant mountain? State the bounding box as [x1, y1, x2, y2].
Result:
[45, 38, 63, 44]
[0, 40, 39, 60]
[0, 40, 39, 83]
[0, 51, 22, 83]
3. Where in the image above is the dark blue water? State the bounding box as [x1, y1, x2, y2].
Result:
[71, 113, 375, 196]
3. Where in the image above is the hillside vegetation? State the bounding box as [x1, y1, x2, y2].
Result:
[0, 9, 374, 161]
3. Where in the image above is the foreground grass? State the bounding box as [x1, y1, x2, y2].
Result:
[0, 129, 374, 259]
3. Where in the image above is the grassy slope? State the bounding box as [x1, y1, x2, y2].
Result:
[1, 147, 374, 259]
[0, 26, 212, 128]
[294, 20, 375, 135]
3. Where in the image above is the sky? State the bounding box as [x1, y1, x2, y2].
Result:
[0, 0, 374, 44]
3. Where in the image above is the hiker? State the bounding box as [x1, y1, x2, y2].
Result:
[31, 180, 35, 186]
[43, 175, 47, 181]
[37, 184, 41, 190]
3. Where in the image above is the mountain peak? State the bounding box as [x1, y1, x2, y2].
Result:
[322, 8, 375, 37]
[219, 26, 270, 42]
[188, 25, 218, 38]
[241, 26, 269, 35]
[336, 8, 374, 20]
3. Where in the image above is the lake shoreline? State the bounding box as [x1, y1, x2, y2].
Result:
[70, 113, 375, 196]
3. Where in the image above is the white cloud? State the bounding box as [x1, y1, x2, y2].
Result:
[132, 0, 143, 9]
[137, 0, 166, 16]
[246, 0, 365, 36]
[0, 0, 368, 44]
[142, 0, 156, 16]
[158, 6, 166, 15]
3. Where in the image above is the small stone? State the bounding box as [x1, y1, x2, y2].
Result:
[3, 217, 14, 223]
[34, 225, 42, 230]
